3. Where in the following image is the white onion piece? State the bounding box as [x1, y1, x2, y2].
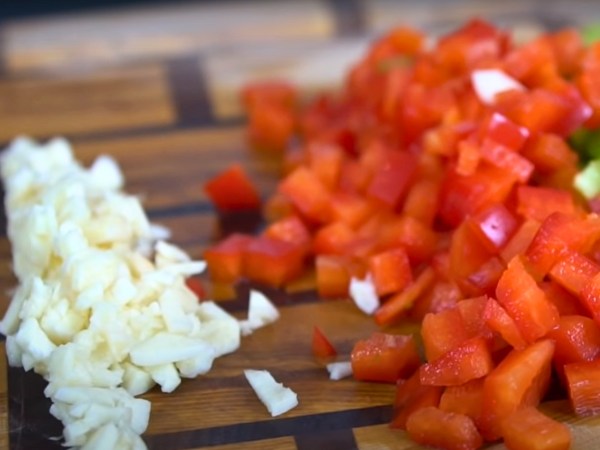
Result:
[88, 155, 124, 191]
[471, 69, 525, 105]
[327, 362, 353, 380]
[349, 276, 380, 315]
[149, 223, 172, 241]
[244, 369, 298, 417]
[240, 290, 280, 335]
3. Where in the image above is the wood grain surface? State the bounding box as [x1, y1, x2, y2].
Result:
[2, 1, 600, 449]
[0, 65, 176, 141]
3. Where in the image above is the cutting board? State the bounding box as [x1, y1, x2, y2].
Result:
[2, 1, 600, 449]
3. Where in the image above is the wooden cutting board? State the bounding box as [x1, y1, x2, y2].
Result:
[2, 1, 600, 449]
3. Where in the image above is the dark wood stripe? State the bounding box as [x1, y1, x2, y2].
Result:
[0, 0, 199, 21]
[326, 0, 365, 37]
[0, 24, 7, 80]
[535, 12, 575, 32]
[223, 284, 337, 314]
[167, 56, 215, 127]
[146, 201, 214, 220]
[145, 405, 392, 450]
[8, 367, 62, 450]
[216, 210, 265, 238]
[294, 429, 358, 450]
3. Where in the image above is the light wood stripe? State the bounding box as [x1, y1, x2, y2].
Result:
[0, 65, 175, 141]
[204, 37, 370, 120]
[2, 1, 335, 76]
[353, 424, 417, 450]
[364, 0, 537, 33]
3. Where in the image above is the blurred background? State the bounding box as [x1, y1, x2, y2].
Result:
[1, 0, 600, 145]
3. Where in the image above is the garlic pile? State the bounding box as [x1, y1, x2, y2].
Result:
[0, 137, 242, 449]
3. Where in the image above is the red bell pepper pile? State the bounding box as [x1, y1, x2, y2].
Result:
[202, 19, 600, 450]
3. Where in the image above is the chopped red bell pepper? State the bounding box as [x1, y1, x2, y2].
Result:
[516, 185, 576, 223]
[243, 236, 305, 287]
[449, 221, 493, 279]
[549, 28, 583, 77]
[420, 337, 494, 386]
[391, 371, 443, 430]
[496, 256, 559, 344]
[406, 406, 484, 450]
[315, 255, 359, 299]
[421, 307, 469, 362]
[548, 250, 600, 297]
[307, 142, 345, 191]
[542, 76, 593, 137]
[577, 65, 600, 129]
[263, 192, 295, 223]
[368, 247, 412, 296]
[503, 36, 556, 86]
[521, 133, 578, 174]
[526, 212, 600, 277]
[580, 272, 600, 327]
[440, 163, 517, 227]
[479, 139, 534, 184]
[483, 297, 527, 350]
[312, 221, 357, 255]
[339, 159, 372, 194]
[456, 138, 481, 177]
[480, 339, 554, 440]
[422, 123, 465, 157]
[539, 281, 587, 316]
[279, 167, 332, 224]
[436, 18, 507, 73]
[263, 215, 311, 252]
[463, 256, 506, 297]
[498, 89, 573, 137]
[565, 359, 600, 416]
[204, 165, 261, 211]
[330, 191, 373, 229]
[500, 219, 541, 265]
[468, 203, 518, 254]
[204, 233, 254, 283]
[366, 150, 417, 209]
[478, 112, 530, 151]
[378, 215, 439, 263]
[241, 80, 297, 110]
[402, 178, 440, 227]
[312, 326, 338, 359]
[351, 332, 421, 384]
[222, 22, 600, 450]
[502, 407, 572, 450]
[410, 279, 463, 322]
[548, 315, 600, 383]
[457, 296, 494, 340]
[400, 84, 456, 145]
[247, 102, 295, 152]
[439, 378, 485, 423]
[374, 266, 436, 326]
[387, 25, 426, 54]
